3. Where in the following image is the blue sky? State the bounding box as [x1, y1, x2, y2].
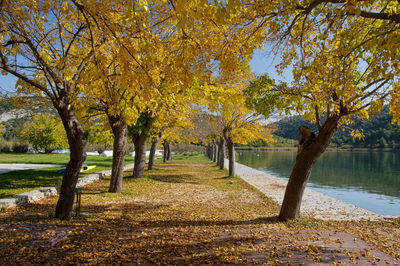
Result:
[250, 49, 293, 83]
[0, 49, 292, 94]
[0, 75, 17, 93]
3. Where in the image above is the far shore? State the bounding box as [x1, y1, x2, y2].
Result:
[236, 146, 400, 152]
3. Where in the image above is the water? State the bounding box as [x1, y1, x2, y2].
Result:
[236, 149, 400, 216]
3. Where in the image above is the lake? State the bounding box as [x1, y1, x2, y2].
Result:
[236, 149, 400, 216]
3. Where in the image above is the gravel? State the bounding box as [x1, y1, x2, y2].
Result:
[228, 159, 398, 221]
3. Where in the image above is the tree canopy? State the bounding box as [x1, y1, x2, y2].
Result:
[1, 0, 399, 221]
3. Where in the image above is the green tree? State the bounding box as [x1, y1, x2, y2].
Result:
[19, 113, 68, 153]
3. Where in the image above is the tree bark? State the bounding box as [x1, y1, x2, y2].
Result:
[223, 130, 235, 177]
[129, 114, 153, 178]
[213, 141, 218, 163]
[279, 116, 340, 220]
[54, 103, 86, 220]
[148, 132, 161, 170]
[218, 136, 225, 170]
[163, 141, 168, 163]
[167, 141, 172, 161]
[132, 133, 147, 178]
[108, 116, 127, 193]
[210, 142, 215, 161]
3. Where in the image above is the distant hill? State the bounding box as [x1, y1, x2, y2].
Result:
[0, 97, 56, 140]
[274, 108, 400, 149]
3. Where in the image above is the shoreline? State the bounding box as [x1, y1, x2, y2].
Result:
[228, 159, 399, 221]
[235, 146, 400, 152]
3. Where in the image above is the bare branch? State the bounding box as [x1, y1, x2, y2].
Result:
[298, 0, 400, 23]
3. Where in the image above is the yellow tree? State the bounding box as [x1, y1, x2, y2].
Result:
[73, 0, 214, 184]
[86, 119, 114, 152]
[0, 124, 4, 139]
[243, 0, 400, 220]
[157, 100, 197, 163]
[78, 36, 139, 193]
[201, 77, 273, 176]
[0, 0, 104, 220]
[19, 113, 68, 153]
[84, 0, 229, 180]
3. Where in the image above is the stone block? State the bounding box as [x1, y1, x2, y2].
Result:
[0, 198, 17, 209]
[15, 189, 45, 204]
[39, 187, 58, 197]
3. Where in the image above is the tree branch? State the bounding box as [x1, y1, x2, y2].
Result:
[315, 105, 322, 131]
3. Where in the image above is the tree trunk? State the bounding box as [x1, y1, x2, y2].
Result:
[210, 143, 214, 161]
[223, 130, 235, 177]
[218, 136, 225, 170]
[108, 117, 127, 193]
[54, 104, 86, 220]
[279, 117, 340, 220]
[226, 140, 235, 177]
[167, 141, 172, 161]
[148, 132, 161, 170]
[132, 132, 147, 178]
[163, 141, 167, 163]
[213, 141, 218, 163]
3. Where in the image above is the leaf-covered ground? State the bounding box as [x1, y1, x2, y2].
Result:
[0, 154, 399, 264]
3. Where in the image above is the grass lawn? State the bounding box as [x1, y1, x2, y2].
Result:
[0, 153, 134, 198]
[0, 154, 398, 264]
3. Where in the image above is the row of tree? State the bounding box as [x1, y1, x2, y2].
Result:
[1, 0, 399, 221]
[0, 1, 267, 220]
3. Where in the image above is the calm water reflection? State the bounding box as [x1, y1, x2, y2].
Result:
[236, 150, 400, 215]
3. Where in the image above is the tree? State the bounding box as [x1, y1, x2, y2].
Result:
[0, 0, 102, 220]
[244, 0, 400, 220]
[148, 131, 161, 170]
[200, 78, 273, 177]
[87, 121, 114, 152]
[19, 113, 68, 153]
[0, 124, 4, 140]
[128, 111, 155, 178]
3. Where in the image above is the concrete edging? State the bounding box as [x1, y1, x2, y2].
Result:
[0, 163, 135, 210]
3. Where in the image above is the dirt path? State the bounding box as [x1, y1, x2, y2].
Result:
[0, 155, 398, 264]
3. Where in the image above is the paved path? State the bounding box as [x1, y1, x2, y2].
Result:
[0, 163, 63, 174]
[228, 159, 396, 221]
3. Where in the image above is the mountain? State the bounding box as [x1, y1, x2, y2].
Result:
[0, 97, 55, 140]
[273, 108, 400, 149]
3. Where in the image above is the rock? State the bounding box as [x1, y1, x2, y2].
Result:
[0, 198, 18, 209]
[15, 190, 45, 204]
[39, 187, 58, 197]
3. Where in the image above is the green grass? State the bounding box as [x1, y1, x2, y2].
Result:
[0, 153, 134, 198]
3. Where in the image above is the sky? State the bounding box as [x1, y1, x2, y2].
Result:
[249, 49, 293, 83]
[0, 49, 292, 95]
[0, 75, 17, 94]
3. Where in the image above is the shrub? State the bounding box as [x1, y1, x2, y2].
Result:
[12, 143, 29, 153]
[0, 142, 12, 153]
